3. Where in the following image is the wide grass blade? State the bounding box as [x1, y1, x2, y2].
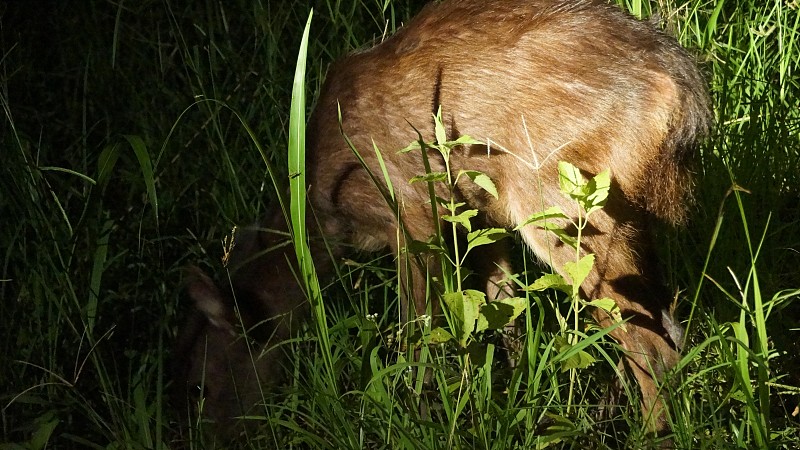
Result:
[287, 9, 337, 393]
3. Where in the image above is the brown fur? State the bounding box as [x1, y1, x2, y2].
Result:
[173, 215, 309, 439]
[176, 0, 710, 439]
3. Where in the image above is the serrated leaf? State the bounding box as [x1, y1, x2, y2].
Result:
[436, 197, 465, 210]
[525, 273, 571, 295]
[514, 206, 569, 230]
[452, 135, 483, 146]
[409, 172, 448, 184]
[463, 289, 487, 306]
[586, 297, 617, 314]
[554, 336, 596, 371]
[533, 413, 576, 448]
[463, 289, 486, 321]
[477, 297, 526, 332]
[441, 292, 462, 346]
[587, 297, 623, 326]
[466, 227, 510, 252]
[558, 162, 610, 214]
[558, 161, 587, 198]
[406, 239, 445, 255]
[442, 209, 478, 232]
[564, 254, 594, 287]
[428, 327, 454, 344]
[584, 169, 610, 214]
[398, 140, 422, 153]
[461, 170, 498, 198]
[540, 223, 578, 249]
[560, 349, 596, 371]
[442, 290, 484, 346]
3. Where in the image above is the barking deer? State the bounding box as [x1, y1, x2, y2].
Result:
[175, 0, 711, 439]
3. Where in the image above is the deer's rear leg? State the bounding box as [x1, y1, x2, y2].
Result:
[517, 198, 682, 433]
[469, 238, 521, 364]
[582, 210, 682, 433]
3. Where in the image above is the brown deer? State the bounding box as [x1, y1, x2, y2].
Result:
[174, 214, 310, 435]
[175, 0, 710, 440]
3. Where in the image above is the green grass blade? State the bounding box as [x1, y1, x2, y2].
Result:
[287, 9, 336, 391]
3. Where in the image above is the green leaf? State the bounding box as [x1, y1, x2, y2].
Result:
[328, 314, 361, 333]
[476, 297, 526, 332]
[433, 107, 447, 147]
[564, 254, 594, 287]
[460, 170, 498, 198]
[461, 290, 485, 345]
[451, 135, 483, 146]
[525, 273, 571, 295]
[558, 161, 587, 198]
[28, 411, 59, 450]
[126, 135, 158, 224]
[441, 292, 465, 339]
[532, 413, 576, 448]
[428, 327, 454, 344]
[373, 140, 395, 202]
[538, 221, 578, 249]
[286, 10, 336, 387]
[442, 290, 484, 346]
[398, 140, 422, 153]
[557, 161, 610, 215]
[560, 349, 596, 371]
[97, 143, 121, 188]
[462, 289, 487, 307]
[584, 169, 610, 214]
[729, 390, 748, 403]
[442, 209, 478, 232]
[436, 198, 465, 210]
[406, 238, 445, 255]
[409, 172, 448, 184]
[586, 297, 623, 327]
[514, 206, 569, 230]
[87, 220, 113, 333]
[554, 335, 596, 371]
[38, 166, 96, 185]
[466, 227, 511, 252]
[586, 297, 617, 314]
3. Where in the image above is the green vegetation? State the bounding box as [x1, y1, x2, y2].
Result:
[1, 0, 798, 448]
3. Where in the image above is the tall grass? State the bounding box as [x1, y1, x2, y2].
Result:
[1, 0, 798, 448]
